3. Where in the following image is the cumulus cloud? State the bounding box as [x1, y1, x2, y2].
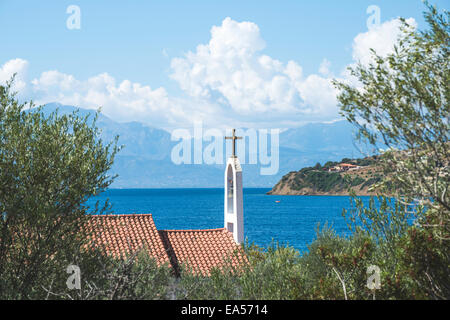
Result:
[170, 17, 339, 125]
[0, 16, 417, 129]
[29, 70, 206, 127]
[0, 61, 231, 129]
[0, 58, 29, 93]
[352, 17, 417, 66]
[337, 17, 417, 91]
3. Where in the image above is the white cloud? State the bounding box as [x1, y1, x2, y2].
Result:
[170, 17, 339, 125]
[296, 74, 338, 115]
[0, 17, 417, 129]
[30, 70, 182, 126]
[28, 69, 233, 129]
[352, 18, 417, 66]
[319, 58, 331, 76]
[337, 17, 417, 92]
[0, 58, 28, 93]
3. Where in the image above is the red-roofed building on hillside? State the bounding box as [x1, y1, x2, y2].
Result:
[328, 163, 360, 172]
[340, 163, 358, 169]
[88, 129, 247, 276]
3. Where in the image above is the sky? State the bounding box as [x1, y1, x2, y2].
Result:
[0, 0, 447, 130]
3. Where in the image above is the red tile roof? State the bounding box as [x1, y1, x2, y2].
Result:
[340, 163, 357, 167]
[159, 228, 245, 276]
[87, 214, 245, 276]
[87, 214, 169, 266]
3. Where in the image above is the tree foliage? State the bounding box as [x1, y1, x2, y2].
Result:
[332, 2, 449, 299]
[332, 2, 449, 236]
[0, 78, 173, 300]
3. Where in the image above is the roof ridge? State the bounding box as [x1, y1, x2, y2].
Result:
[90, 213, 153, 217]
[160, 228, 227, 232]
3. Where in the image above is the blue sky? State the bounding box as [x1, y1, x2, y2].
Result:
[0, 0, 447, 129]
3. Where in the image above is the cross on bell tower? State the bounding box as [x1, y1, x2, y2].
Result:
[224, 129, 244, 244]
[225, 129, 242, 158]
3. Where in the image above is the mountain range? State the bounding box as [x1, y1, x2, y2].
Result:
[39, 103, 368, 188]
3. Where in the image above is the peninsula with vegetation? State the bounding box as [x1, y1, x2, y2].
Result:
[267, 156, 383, 196]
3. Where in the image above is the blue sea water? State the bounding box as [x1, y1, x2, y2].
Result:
[86, 188, 370, 252]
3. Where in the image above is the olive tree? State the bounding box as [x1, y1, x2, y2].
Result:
[0, 77, 120, 299]
[332, 2, 449, 299]
[333, 2, 449, 233]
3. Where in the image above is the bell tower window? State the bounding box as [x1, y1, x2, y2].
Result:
[227, 165, 234, 214]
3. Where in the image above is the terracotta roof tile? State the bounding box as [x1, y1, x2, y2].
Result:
[87, 214, 169, 266]
[87, 214, 246, 276]
[159, 228, 246, 276]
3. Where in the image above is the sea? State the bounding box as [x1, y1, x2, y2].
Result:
[86, 188, 372, 253]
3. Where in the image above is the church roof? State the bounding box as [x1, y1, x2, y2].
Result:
[159, 228, 244, 276]
[88, 214, 245, 276]
[88, 214, 169, 265]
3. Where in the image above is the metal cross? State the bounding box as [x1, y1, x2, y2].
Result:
[225, 129, 242, 157]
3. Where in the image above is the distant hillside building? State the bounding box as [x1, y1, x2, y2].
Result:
[340, 163, 359, 171]
[88, 129, 246, 275]
[329, 163, 359, 172]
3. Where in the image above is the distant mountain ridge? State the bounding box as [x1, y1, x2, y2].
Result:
[38, 103, 367, 188]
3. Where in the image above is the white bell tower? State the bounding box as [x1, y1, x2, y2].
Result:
[224, 129, 244, 244]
